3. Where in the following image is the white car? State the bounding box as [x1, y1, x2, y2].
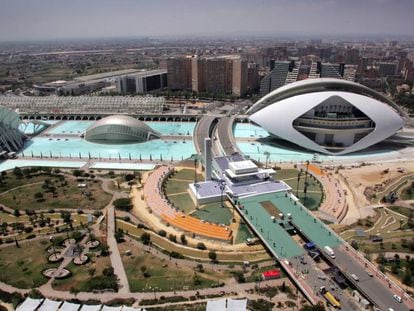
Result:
[393, 294, 402, 303]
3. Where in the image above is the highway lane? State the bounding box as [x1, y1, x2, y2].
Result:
[194, 115, 217, 155]
[216, 116, 239, 156]
[334, 247, 411, 311]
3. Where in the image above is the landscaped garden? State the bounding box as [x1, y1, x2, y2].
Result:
[0, 168, 112, 210]
[119, 242, 226, 292]
[52, 253, 114, 292]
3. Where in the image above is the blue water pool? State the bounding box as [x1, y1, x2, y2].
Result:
[19, 120, 58, 135]
[20, 137, 195, 161]
[46, 120, 196, 136]
[234, 122, 400, 163]
[0, 159, 86, 172]
[147, 121, 195, 136]
[47, 121, 94, 134]
[233, 123, 269, 138]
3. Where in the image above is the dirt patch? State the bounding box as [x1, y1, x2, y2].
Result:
[260, 200, 280, 216]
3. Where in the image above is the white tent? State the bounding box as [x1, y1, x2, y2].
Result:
[102, 307, 122, 311]
[79, 305, 102, 311]
[16, 297, 44, 311]
[59, 301, 81, 311]
[121, 307, 145, 311]
[206, 298, 226, 311]
[37, 298, 62, 311]
[227, 299, 247, 311]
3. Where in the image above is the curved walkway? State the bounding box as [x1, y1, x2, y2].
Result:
[143, 166, 232, 241]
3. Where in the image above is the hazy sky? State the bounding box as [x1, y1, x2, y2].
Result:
[0, 0, 413, 41]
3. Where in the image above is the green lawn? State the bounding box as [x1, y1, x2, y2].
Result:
[119, 243, 219, 292]
[0, 172, 51, 193]
[235, 223, 255, 244]
[191, 203, 232, 225]
[389, 206, 413, 218]
[0, 178, 112, 210]
[172, 169, 203, 182]
[0, 239, 56, 288]
[274, 169, 299, 180]
[277, 169, 323, 210]
[168, 194, 196, 214]
[165, 180, 191, 196]
[401, 187, 414, 200]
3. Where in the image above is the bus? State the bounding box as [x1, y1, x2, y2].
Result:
[320, 286, 341, 308]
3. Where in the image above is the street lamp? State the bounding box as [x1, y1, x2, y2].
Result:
[304, 161, 310, 205]
[264, 151, 270, 169]
[296, 169, 302, 197]
[219, 180, 226, 208]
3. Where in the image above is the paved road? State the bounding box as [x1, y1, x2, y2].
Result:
[334, 246, 412, 311]
[216, 116, 239, 156]
[194, 115, 218, 155]
[107, 205, 130, 294]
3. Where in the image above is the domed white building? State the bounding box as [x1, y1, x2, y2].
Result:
[85, 115, 159, 143]
[248, 78, 404, 155]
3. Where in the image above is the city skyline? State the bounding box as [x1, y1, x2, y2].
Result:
[0, 0, 414, 41]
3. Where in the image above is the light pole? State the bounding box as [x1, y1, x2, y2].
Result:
[264, 151, 270, 169]
[304, 161, 310, 205]
[296, 169, 302, 197]
[219, 180, 225, 208]
[194, 158, 198, 183]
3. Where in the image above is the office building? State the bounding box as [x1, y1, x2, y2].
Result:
[116, 70, 167, 94]
[378, 62, 398, 77]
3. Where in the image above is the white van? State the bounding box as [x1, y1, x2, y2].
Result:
[350, 273, 359, 282]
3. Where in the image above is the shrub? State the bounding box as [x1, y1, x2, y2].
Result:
[170, 251, 184, 259]
[113, 198, 133, 212]
[196, 242, 206, 250]
[141, 232, 151, 245]
[169, 234, 177, 243]
[180, 234, 187, 245]
[208, 250, 217, 262]
[158, 230, 167, 237]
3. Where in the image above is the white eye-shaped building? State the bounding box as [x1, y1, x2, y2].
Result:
[85, 115, 160, 143]
[248, 78, 405, 155]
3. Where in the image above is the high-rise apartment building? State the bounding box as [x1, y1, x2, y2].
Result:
[166, 56, 193, 91]
[191, 55, 247, 96]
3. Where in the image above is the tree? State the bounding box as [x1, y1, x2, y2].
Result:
[72, 170, 83, 177]
[300, 305, 326, 311]
[208, 250, 217, 262]
[13, 167, 23, 179]
[114, 229, 125, 243]
[113, 198, 133, 212]
[169, 234, 177, 243]
[141, 232, 151, 245]
[197, 242, 206, 250]
[34, 192, 44, 201]
[158, 229, 167, 237]
[180, 234, 187, 245]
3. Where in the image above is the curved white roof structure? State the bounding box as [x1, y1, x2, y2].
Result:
[249, 79, 404, 155]
[85, 115, 159, 143]
[0, 105, 24, 152]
